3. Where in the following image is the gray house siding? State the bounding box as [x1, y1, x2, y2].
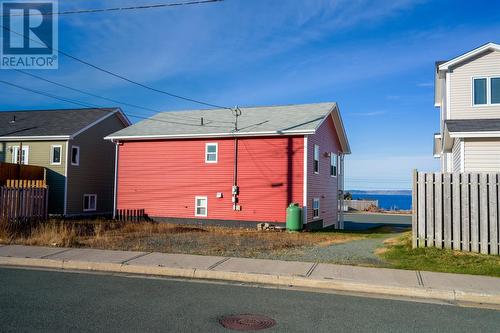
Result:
[0, 140, 67, 214]
[65, 114, 124, 215]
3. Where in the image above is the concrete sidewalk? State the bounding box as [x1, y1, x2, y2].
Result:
[0, 244, 499, 306]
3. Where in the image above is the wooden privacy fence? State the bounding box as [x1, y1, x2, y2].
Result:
[344, 199, 378, 211]
[5, 179, 47, 188]
[412, 170, 500, 255]
[0, 162, 46, 186]
[0, 186, 49, 224]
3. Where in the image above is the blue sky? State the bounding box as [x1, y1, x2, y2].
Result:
[1, 0, 500, 190]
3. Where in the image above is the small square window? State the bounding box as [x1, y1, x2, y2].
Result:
[71, 146, 80, 166]
[195, 196, 208, 217]
[83, 194, 97, 212]
[205, 143, 218, 163]
[313, 198, 320, 219]
[473, 78, 487, 105]
[51, 145, 62, 165]
[313, 145, 319, 174]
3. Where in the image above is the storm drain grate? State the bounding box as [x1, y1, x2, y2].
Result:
[219, 314, 276, 331]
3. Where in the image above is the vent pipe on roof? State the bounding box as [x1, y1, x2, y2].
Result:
[200, 117, 204, 126]
[10, 116, 16, 124]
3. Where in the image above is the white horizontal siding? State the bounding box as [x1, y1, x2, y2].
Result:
[452, 139, 461, 172]
[449, 50, 500, 119]
[464, 138, 500, 172]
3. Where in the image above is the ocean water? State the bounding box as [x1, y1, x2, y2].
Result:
[351, 194, 412, 211]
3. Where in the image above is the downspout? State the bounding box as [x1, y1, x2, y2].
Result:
[232, 136, 239, 210]
[113, 140, 119, 219]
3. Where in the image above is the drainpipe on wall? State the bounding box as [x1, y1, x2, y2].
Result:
[112, 140, 119, 219]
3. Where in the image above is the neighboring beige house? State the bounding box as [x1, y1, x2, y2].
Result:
[0, 108, 130, 216]
[434, 42, 500, 172]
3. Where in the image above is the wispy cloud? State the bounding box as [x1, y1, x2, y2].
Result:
[349, 111, 387, 117]
[417, 82, 434, 87]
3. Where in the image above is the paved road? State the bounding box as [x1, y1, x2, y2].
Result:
[0, 268, 499, 333]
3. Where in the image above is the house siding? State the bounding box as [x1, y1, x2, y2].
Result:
[306, 116, 342, 228]
[463, 138, 500, 172]
[66, 114, 125, 215]
[449, 49, 500, 119]
[117, 136, 304, 223]
[452, 139, 462, 172]
[0, 140, 66, 214]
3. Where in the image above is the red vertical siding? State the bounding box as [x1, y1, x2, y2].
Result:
[306, 116, 342, 227]
[117, 136, 304, 223]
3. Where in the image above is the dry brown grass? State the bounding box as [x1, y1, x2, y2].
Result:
[0, 219, 367, 258]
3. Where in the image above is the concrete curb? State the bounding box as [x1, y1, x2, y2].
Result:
[1, 256, 498, 306]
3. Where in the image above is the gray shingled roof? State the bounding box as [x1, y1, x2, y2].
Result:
[445, 119, 500, 133]
[0, 108, 118, 138]
[107, 102, 337, 139]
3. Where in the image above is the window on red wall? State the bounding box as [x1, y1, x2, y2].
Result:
[330, 153, 337, 177]
[313, 198, 320, 218]
[313, 145, 319, 174]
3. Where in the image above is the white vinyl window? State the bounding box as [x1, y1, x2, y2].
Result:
[11, 146, 29, 165]
[50, 145, 62, 165]
[473, 77, 500, 105]
[313, 144, 319, 174]
[330, 153, 338, 177]
[83, 194, 97, 212]
[71, 146, 80, 166]
[205, 143, 218, 163]
[195, 196, 208, 217]
[313, 198, 320, 219]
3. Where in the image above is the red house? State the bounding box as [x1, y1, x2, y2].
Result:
[106, 103, 350, 229]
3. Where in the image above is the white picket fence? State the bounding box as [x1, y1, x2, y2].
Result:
[412, 170, 500, 255]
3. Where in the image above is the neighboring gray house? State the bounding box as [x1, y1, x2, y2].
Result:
[434, 42, 500, 172]
[0, 108, 130, 215]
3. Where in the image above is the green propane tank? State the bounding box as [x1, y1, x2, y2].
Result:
[286, 203, 303, 231]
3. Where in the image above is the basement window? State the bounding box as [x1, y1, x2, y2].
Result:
[195, 196, 208, 217]
[50, 145, 62, 165]
[330, 153, 338, 177]
[313, 198, 320, 219]
[313, 144, 319, 174]
[71, 146, 80, 166]
[83, 194, 97, 212]
[205, 143, 218, 163]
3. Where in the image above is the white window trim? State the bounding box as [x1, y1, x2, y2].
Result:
[11, 145, 29, 165]
[205, 143, 218, 163]
[71, 146, 80, 166]
[50, 145, 63, 165]
[472, 76, 500, 107]
[195, 196, 208, 217]
[313, 144, 319, 174]
[83, 194, 97, 212]
[330, 152, 338, 178]
[313, 198, 320, 219]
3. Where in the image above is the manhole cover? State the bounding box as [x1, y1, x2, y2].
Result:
[219, 314, 276, 331]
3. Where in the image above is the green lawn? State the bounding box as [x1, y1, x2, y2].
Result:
[380, 232, 500, 277]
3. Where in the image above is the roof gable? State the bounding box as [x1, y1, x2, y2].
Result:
[0, 107, 128, 140]
[438, 42, 500, 72]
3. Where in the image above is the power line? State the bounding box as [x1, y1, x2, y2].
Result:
[11, 68, 233, 124]
[1, 24, 230, 110]
[0, 79, 228, 128]
[3, 0, 223, 16]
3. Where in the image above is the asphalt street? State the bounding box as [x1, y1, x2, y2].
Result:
[0, 267, 499, 332]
